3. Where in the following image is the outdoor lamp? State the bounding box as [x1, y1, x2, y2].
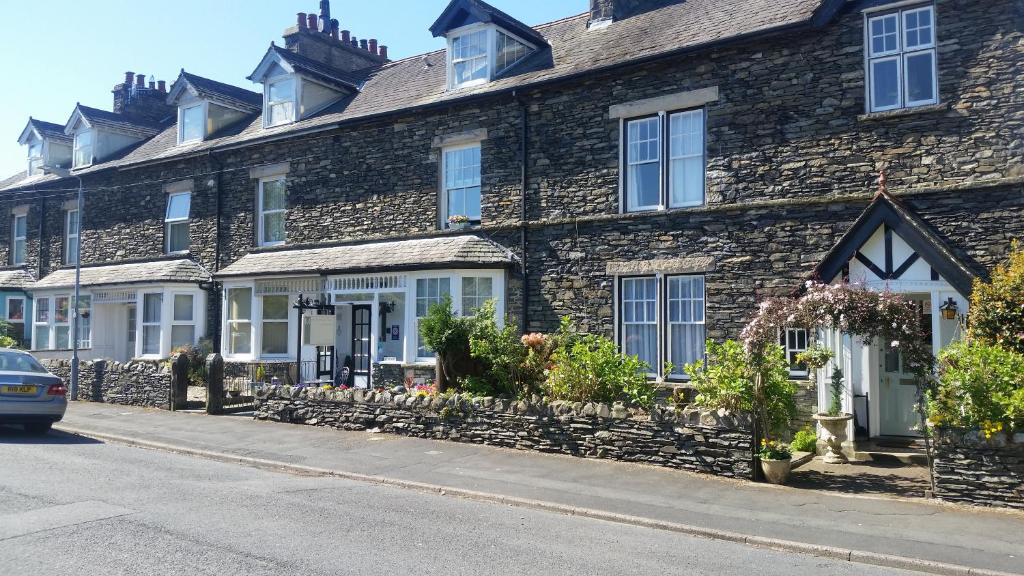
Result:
[939, 297, 959, 321]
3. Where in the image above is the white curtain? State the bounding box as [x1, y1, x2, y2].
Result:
[621, 277, 658, 371]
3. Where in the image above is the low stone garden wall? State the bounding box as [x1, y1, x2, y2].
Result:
[44, 359, 172, 410]
[933, 429, 1024, 510]
[254, 385, 754, 478]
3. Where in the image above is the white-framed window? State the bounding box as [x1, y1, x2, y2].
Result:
[179, 104, 205, 143]
[53, 295, 70, 349]
[141, 293, 162, 356]
[27, 141, 43, 177]
[624, 109, 705, 213]
[865, 4, 937, 112]
[11, 214, 26, 266]
[227, 287, 253, 356]
[258, 177, 287, 246]
[781, 328, 809, 378]
[618, 274, 706, 379]
[461, 276, 493, 315]
[442, 144, 482, 227]
[265, 77, 296, 127]
[171, 293, 196, 349]
[165, 192, 191, 254]
[6, 296, 25, 326]
[415, 277, 451, 360]
[65, 209, 79, 265]
[75, 295, 91, 349]
[33, 297, 50, 350]
[260, 295, 290, 356]
[447, 26, 534, 90]
[73, 130, 93, 168]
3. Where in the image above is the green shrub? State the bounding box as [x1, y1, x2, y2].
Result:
[929, 340, 1024, 432]
[467, 301, 548, 398]
[418, 296, 486, 388]
[969, 241, 1024, 354]
[171, 339, 213, 387]
[545, 322, 652, 406]
[790, 426, 818, 453]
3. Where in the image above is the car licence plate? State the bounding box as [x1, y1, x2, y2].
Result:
[1, 385, 35, 395]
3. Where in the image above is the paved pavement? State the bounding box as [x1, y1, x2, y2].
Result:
[45, 403, 1024, 574]
[0, 426, 928, 576]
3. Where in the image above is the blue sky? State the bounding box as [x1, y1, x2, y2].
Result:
[0, 0, 588, 178]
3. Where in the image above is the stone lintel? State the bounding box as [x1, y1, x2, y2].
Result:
[249, 162, 291, 180]
[163, 179, 194, 194]
[606, 257, 715, 276]
[609, 87, 719, 119]
[432, 128, 488, 149]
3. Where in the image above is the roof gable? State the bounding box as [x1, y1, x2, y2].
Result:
[247, 44, 363, 92]
[64, 104, 164, 138]
[18, 118, 72, 146]
[813, 191, 978, 296]
[167, 70, 262, 113]
[430, 0, 549, 47]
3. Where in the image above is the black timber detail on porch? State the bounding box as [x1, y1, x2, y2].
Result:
[813, 192, 977, 296]
[852, 224, 923, 281]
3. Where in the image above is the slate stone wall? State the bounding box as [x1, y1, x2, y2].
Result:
[254, 385, 754, 478]
[44, 358, 171, 409]
[933, 429, 1024, 511]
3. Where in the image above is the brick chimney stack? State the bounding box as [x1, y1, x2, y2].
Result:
[111, 71, 175, 125]
[282, 0, 390, 71]
[589, 0, 667, 26]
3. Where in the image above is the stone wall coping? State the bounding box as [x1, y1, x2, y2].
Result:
[936, 427, 1024, 449]
[256, 384, 753, 430]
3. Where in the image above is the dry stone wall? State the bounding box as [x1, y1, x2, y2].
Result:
[255, 385, 754, 478]
[933, 429, 1024, 511]
[44, 358, 171, 409]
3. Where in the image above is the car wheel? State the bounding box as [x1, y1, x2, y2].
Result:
[24, 422, 52, 435]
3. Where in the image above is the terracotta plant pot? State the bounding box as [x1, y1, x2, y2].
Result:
[761, 458, 792, 485]
[813, 413, 854, 464]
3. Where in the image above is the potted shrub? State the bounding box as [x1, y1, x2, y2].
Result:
[759, 440, 793, 484]
[447, 214, 471, 231]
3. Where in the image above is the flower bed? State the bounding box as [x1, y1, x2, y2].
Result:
[932, 429, 1024, 510]
[254, 385, 755, 478]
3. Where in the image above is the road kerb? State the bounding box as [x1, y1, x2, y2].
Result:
[55, 424, 1021, 576]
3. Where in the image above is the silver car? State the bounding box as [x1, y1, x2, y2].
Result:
[0, 349, 67, 434]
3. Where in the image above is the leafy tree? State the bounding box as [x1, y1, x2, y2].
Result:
[969, 241, 1024, 354]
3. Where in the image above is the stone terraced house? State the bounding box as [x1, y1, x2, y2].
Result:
[0, 0, 1021, 441]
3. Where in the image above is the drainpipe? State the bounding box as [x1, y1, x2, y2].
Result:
[514, 91, 529, 334]
[207, 150, 223, 352]
[36, 199, 45, 281]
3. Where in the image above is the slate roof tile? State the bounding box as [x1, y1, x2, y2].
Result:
[33, 259, 211, 290]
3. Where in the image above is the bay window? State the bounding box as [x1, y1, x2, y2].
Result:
[442, 144, 481, 227]
[624, 109, 705, 212]
[618, 275, 706, 378]
[227, 287, 253, 356]
[416, 277, 451, 359]
[260, 295, 289, 356]
[866, 4, 937, 112]
[165, 192, 191, 254]
[258, 177, 287, 246]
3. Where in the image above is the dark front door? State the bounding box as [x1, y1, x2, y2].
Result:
[351, 305, 372, 388]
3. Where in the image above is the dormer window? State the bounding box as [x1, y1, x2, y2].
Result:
[179, 104, 205, 143]
[27, 142, 43, 176]
[446, 26, 533, 90]
[265, 77, 297, 127]
[73, 130, 93, 168]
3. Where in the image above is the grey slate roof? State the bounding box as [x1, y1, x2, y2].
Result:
[0, 268, 36, 290]
[269, 45, 369, 91]
[216, 235, 515, 278]
[174, 71, 263, 111]
[430, 0, 550, 47]
[33, 259, 211, 290]
[1, 0, 837, 189]
[25, 119, 73, 143]
[69, 104, 167, 137]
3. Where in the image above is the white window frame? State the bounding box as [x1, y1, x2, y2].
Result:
[258, 176, 287, 247]
[52, 295, 71, 350]
[614, 274, 707, 381]
[65, 209, 79, 265]
[622, 108, 706, 214]
[258, 294, 291, 358]
[460, 276, 494, 315]
[446, 24, 535, 90]
[140, 292, 163, 358]
[178, 102, 207, 144]
[165, 191, 191, 254]
[864, 3, 938, 113]
[263, 75, 298, 128]
[6, 296, 25, 326]
[73, 129, 94, 168]
[666, 275, 706, 378]
[225, 285, 255, 359]
[170, 292, 198, 350]
[781, 327, 809, 378]
[620, 276, 659, 378]
[26, 140, 44, 177]
[415, 276, 452, 362]
[32, 297, 51, 351]
[11, 213, 27, 266]
[74, 295, 91, 349]
[440, 143, 482, 228]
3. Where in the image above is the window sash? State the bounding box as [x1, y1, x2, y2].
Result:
[266, 78, 296, 126]
[668, 110, 705, 208]
[259, 178, 287, 246]
[12, 215, 26, 265]
[620, 277, 658, 373]
[141, 293, 162, 355]
[73, 131, 93, 167]
[7, 297, 25, 322]
[65, 210, 79, 265]
[618, 275, 707, 379]
[781, 328, 809, 377]
[451, 30, 489, 87]
[180, 105, 205, 142]
[443, 145, 482, 224]
[165, 192, 191, 253]
[495, 31, 528, 73]
[866, 5, 938, 112]
[625, 110, 706, 213]
[227, 288, 253, 356]
[461, 276, 493, 315]
[415, 277, 451, 359]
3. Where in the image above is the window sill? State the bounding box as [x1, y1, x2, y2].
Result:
[623, 203, 706, 216]
[857, 102, 949, 122]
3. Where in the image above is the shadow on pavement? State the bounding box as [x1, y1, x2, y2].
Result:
[788, 459, 930, 498]
[0, 425, 104, 445]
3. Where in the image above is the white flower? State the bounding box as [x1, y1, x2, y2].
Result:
[890, 340, 900, 348]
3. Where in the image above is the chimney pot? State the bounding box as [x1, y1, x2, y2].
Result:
[359, 39, 368, 51]
[369, 39, 378, 55]
[124, 71, 134, 85]
[148, 80, 155, 89]
[379, 45, 388, 60]
[297, 12, 307, 29]
[351, 37, 358, 48]
[307, 13, 318, 30]
[158, 80, 166, 92]
[136, 74, 146, 87]
[341, 29, 350, 42]
[330, 19, 339, 40]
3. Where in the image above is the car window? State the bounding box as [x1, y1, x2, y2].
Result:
[0, 351, 47, 373]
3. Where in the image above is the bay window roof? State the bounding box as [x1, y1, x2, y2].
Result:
[33, 258, 211, 290]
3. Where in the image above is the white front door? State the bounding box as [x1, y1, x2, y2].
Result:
[878, 344, 921, 437]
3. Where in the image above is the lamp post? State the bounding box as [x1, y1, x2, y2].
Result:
[40, 165, 83, 399]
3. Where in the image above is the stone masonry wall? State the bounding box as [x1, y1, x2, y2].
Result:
[44, 358, 171, 410]
[254, 385, 754, 478]
[933, 429, 1024, 511]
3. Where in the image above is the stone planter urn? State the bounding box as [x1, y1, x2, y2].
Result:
[760, 458, 792, 485]
[813, 413, 854, 464]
